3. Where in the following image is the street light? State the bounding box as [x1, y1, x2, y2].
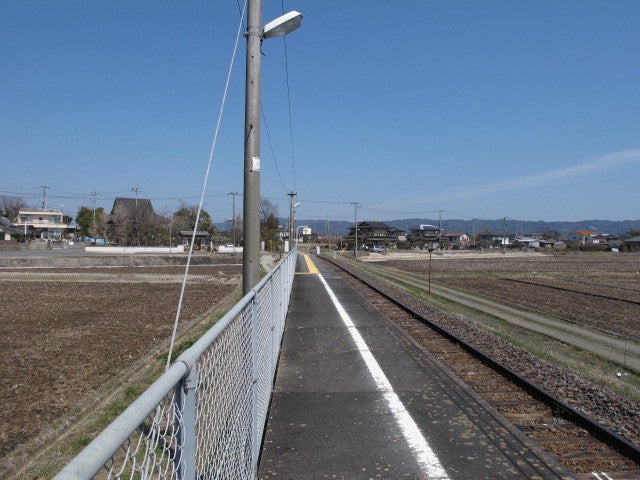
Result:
[243, 3, 303, 295]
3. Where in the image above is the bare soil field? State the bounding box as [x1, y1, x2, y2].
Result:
[0, 261, 242, 467]
[378, 251, 640, 342]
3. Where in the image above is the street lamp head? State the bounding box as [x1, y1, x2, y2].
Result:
[293, 202, 301, 208]
[263, 10, 303, 39]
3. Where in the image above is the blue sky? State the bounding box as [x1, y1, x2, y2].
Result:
[1, 1, 639, 225]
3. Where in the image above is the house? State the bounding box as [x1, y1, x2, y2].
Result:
[108, 197, 168, 245]
[620, 236, 640, 253]
[15, 209, 68, 239]
[346, 221, 404, 249]
[0, 216, 23, 241]
[179, 230, 211, 250]
[514, 236, 540, 249]
[571, 229, 596, 245]
[110, 197, 165, 223]
[407, 224, 439, 246]
[442, 232, 470, 248]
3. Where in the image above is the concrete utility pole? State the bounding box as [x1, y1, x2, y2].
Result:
[41, 185, 48, 210]
[132, 186, 140, 209]
[228, 191, 239, 255]
[438, 209, 443, 249]
[91, 190, 98, 223]
[242, 2, 302, 294]
[351, 202, 359, 259]
[242, 0, 263, 294]
[287, 191, 296, 251]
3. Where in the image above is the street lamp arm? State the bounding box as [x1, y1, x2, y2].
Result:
[263, 11, 303, 39]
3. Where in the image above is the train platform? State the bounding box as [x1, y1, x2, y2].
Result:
[258, 253, 574, 479]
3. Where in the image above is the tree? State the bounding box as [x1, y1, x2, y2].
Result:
[261, 213, 281, 251]
[627, 228, 640, 237]
[0, 195, 27, 221]
[76, 206, 107, 238]
[260, 198, 279, 225]
[172, 203, 216, 235]
[110, 203, 130, 245]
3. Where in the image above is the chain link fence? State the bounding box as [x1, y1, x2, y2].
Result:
[54, 249, 297, 480]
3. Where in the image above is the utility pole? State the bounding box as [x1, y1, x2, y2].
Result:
[91, 190, 98, 223]
[242, 0, 263, 294]
[242, 2, 302, 293]
[228, 191, 239, 255]
[503, 216, 507, 253]
[287, 191, 296, 252]
[326, 215, 330, 251]
[131, 186, 140, 209]
[351, 202, 359, 259]
[41, 185, 49, 210]
[438, 209, 443, 249]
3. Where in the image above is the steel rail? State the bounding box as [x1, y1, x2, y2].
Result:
[319, 254, 640, 465]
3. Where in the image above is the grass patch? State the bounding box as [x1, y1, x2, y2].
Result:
[395, 281, 640, 405]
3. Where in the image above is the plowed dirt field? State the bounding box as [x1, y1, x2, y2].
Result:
[0, 262, 241, 467]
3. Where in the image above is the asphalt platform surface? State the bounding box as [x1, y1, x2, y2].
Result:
[258, 254, 573, 479]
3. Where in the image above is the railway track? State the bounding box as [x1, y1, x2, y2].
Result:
[319, 254, 640, 479]
[331, 258, 640, 372]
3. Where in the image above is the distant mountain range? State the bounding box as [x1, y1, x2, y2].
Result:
[291, 218, 640, 237]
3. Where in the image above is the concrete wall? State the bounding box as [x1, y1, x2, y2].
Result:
[85, 246, 186, 254]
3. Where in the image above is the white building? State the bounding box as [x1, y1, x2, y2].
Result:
[16, 209, 68, 239]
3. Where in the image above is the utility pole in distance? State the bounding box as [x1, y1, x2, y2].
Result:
[41, 185, 49, 210]
[351, 202, 359, 259]
[287, 191, 296, 252]
[228, 191, 239, 255]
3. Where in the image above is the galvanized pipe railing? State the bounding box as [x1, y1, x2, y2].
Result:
[54, 248, 297, 480]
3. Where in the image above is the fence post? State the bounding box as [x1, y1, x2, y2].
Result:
[175, 366, 197, 480]
[250, 294, 259, 478]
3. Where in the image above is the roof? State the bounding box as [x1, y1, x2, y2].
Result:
[110, 197, 166, 223]
[573, 229, 595, 236]
[179, 230, 211, 237]
[443, 232, 466, 237]
[624, 236, 640, 243]
[0, 216, 23, 235]
[358, 221, 391, 229]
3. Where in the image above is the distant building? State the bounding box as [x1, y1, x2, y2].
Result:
[571, 230, 596, 245]
[108, 197, 168, 245]
[15, 209, 68, 239]
[620, 236, 640, 253]
[0, 216, 23, 241]
[179, 230, 211, 249]
[442, 232, 470, 248]
[346, 221, 404, 249]
[110, 197, 165, 223]
[408, 224, 440, 245]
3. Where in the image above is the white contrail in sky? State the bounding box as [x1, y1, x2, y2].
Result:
[431, 148, 640, 202]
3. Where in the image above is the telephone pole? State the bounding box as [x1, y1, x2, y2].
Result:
[287, 191, 296, 251]
[41, 185, 49, 210]
[91, 190, 98, 223]
[351, 202, 359, 259]
[438, 209, 443, 249]
[228, 191, 239, 255]
[131, 186, 140, 208]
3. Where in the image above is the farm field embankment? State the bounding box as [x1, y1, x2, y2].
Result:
[0, 254, 243, 475]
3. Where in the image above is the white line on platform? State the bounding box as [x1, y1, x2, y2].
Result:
[317, 272, 449, 479]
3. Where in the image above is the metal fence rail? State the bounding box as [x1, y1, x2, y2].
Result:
[54, 249, 297, 480]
